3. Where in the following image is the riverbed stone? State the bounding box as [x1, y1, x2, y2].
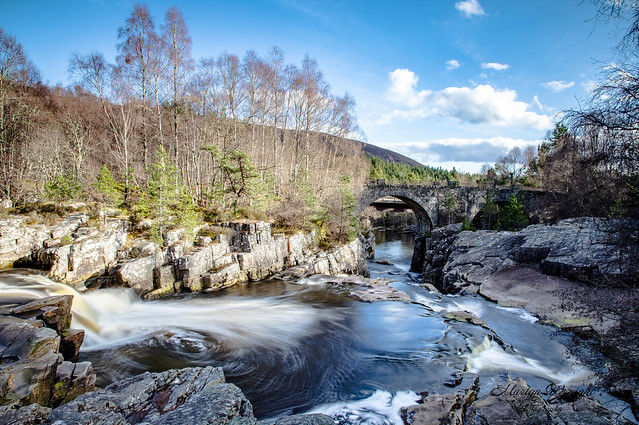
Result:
[325, 276, 411, 302]
[59, 328, 84, 362]
[0, 321, 60, 406]
[443, 310, 489, 328]
[402, 376, 479, 425]
[50, 361, 96, 407]
[113, 252, 164, 296]
[12, 295, 73, 333]
[48, 366, 255, 425]
[0, 402, 51, 425]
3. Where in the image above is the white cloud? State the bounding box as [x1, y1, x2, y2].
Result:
[385, 69, 431, 108]
[380, 69, 553, 131]
[481, 62, 510, 71]
[532, 95, 543, 111]
[542, 80, 575, 92]
[455, 0, 486, 18]
[446, 59, 461, 71]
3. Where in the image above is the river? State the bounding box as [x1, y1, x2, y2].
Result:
[0, 231, 597, 424]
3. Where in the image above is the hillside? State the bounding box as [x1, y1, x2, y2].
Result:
[360, 141, 425, 168]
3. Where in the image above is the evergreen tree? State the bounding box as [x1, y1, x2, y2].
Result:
[93, 165, 122, 206]
[481, 192, 499, 230]
[44, 172, 83, 203]
[441, 190, 457, 225]
[336, 174, 358, 240]
[497, 194, 529, 231]
[145, 145, 197, 242]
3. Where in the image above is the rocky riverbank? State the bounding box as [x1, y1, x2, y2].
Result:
[0, 212, 381, 424]
[416, 217, 639, 421]
[419, 217, 639, 329]
[0, 295, 335, 425]
[0, 214, 374, 299]
[402, 375, 634, 425]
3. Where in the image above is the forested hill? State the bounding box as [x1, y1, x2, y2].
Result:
[360, 142, 424, 168]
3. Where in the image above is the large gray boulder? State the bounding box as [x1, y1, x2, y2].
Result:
[422, 218, 639, 294]
[49, 367, 252, 425]
[0, 321, 60, 407]
[2, 296, 96, 409]
[113, 252, 165, 296]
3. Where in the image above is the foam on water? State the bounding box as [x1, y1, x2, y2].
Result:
[0, 270, 343, 353]
[308, 390, 420, 425]
[80, 291, 342, 351]
[466, 336, 592, 386]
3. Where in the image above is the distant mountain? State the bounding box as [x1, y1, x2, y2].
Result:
[359, 141, 425, 168]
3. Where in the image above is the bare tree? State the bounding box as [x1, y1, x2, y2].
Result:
[70, 52, 136, 198]
[117, 3, 159, 167]
[161, 5, 193, 169]
[0, 28, 40, 201]
[217, 52, 243, 150]
[495, 147, 525, 185]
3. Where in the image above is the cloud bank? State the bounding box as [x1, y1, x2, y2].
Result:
[385, 137, 541, 171]
[381, 69, 553, 130]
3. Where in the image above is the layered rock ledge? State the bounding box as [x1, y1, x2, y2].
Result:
[1, 215, 373, 299]
[419, 218, 639, 330]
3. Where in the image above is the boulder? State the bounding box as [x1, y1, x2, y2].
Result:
[402, 376, 479, 425]
[202, 262, 244, 291]
[0, 402, 51, 425]
[0, 217, 49, 268]
[229, 221, 272, 252]
[49, 213, 88, 240]
[50, 361, 96, 407]
[49, 366, 255, 425]
[12, 295, 73, 333]
[422, 218, 639, 294]
[404, 377, 633, 425]
[0, 321, 60, 407]
[113, 252, 164, 296]
[466, 378, 554, 425]
[31, 219, 128, 284]
[286, 232, 316, 266]
[325, 276, 411, 302]
[59, 329, 85, 362]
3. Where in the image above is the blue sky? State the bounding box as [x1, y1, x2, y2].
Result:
[0, 0, 623, 172]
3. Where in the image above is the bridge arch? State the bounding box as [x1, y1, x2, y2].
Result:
[359, 194, 433, 236]
[359, 183, 439, 273]
[359, 181, 545, 272]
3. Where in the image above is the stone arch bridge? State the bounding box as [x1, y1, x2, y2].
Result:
[359, 180, 554, 271]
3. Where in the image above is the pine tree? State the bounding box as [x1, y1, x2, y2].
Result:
[94, 165, 122, 206]
[146, 145, 197, 242]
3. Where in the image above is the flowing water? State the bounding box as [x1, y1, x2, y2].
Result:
[0, 231, 598, 424]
